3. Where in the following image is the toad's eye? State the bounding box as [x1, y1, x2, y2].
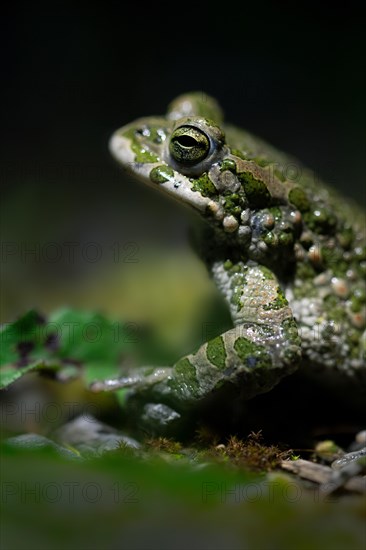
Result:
[169, 125, 210, 165]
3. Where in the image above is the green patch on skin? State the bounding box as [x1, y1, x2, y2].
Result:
[234, 337, 272, 369]
[206, 336, 227, 369]
[258, 265, 275, 280]
[263, 288, 288, 311]
[323, 295, 348, 323]
[281, 318, 301, 346]
[264, 232, 278, 247]
[288, 187, 310, 212]
[223, 193, 243, 218]
[278, 231, 294, 246]
[150, 165, 175, 184]
[348, 329, 363, 358]
[359, 263, 366, 277]
[293, 264, 317, 299]
[354, 246, 366, 261]
[268, 206, 282, 220]
[274, 168, 286, 182]
[170, 358, 200, 398]
[229, 270, 247, 311]
[227, 263, 246, 274]
[351, 288, 366, 314]
[224, 263, 250, 301]
[123, 128, 159, 163]
[351, 288, 366, 313]
[191, 173, 217, 197]
[350, 296, 362, 313]
[238, 172, 271, 208]
[252, 156, 270, 167]
[304, 208, 337, 235]
[230, 287, 243, 311]
[147, 127, 166, 144]
[338, 226, 354, 250]
[321, 246, 348, 277]
[231, 149, 248, 160]
[220, 158, 237, 173]
[354, 247, 366, 277]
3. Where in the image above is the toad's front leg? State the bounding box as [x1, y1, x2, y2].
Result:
[91, 263, 301, 436]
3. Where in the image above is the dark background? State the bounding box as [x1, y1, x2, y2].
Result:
[1, 5, 365, 321]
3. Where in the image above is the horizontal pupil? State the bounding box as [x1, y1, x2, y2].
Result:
[174, 135, 198, 148]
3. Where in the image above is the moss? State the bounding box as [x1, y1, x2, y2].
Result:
[150, 165, 174, 184]
[146, 437, 182, 454]
[238, 172, 271, 208]
[203, 432, 291, 472]
[194, 425, 220, 447]
[191, 173, 217, 197]
[206, 336, 227, 369]
[288, 187, 310, 212]
[114, 441, 139, 458]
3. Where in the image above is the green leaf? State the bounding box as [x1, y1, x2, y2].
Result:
[0, 360, 54, 389]
[0, 308, 139, 389]
[0, 310, 46, 365]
